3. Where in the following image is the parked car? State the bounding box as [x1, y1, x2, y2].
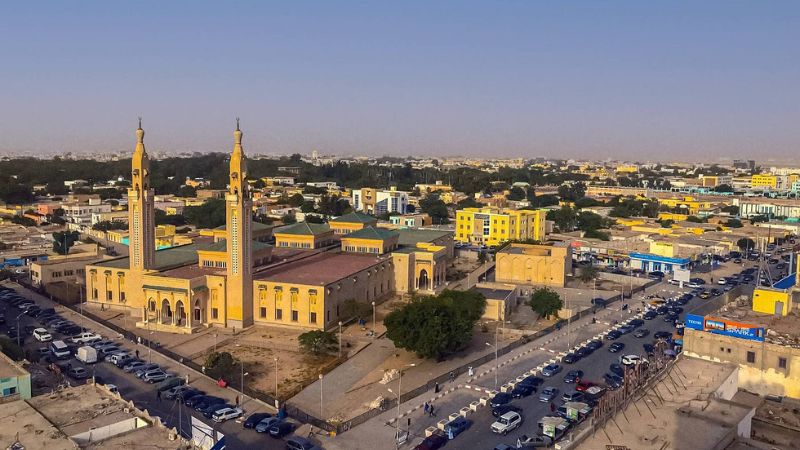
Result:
[211, 408, 242, 423]
[164, 385, 193, 400]
[605, 330, 622, 340]
[515, 434, 554, 448]
[76, 346, 98, 364]
[518, 376, 544, 388]
[575, 346, 594, 358]
[604, 373, 623, 389]
[134, 364, 160, 377]
[142, 369, 173, 383]
[443, 416, 470, 439]
[203, 403, 233, 418]
[491, 404, 523, 418]
[618, 324, 634, 334]
[643, 310, 658, 320]
[562, 353, 580, 364]
[70, 332, 102, 344]
[491, 411, 522, 435]
[575, 381, 596, 392]
[255, 417, 282, 433]
[608, 342, 625, 353]
[609, 363, 625, 377]
[243, 412, 272, 429]
[490, 392, 513, 408]
[412, 432, 447, 450]
[563, 370, 584, 384]
[185, 394, 210, 408]
[267, 421, 294, 438]
[542, 364, 563, 377]
[620, 354, 647, 366]
[33, 328, 52, 342]
[67, 367, 90, 379]
[285, 436, 322, 450]
[633, 329, 650, 338]
[561, 391, 585, 402]
[539, 386, 559, 403]
[156, 376, 185, 392]
[511, 383, 535, 398]
[586, 339, 603, 350]
[194, 396, 225, 412]
[123, 361, 148, 373]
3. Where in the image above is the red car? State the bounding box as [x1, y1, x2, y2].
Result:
[413, 432, 447, 450]
[575, 381, 597, 392]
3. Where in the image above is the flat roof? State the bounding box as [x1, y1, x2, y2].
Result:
[396, 228, 452, 246]
[254, 252, 387, 285]
[472, 286, 513, 300]
[0, 399, 74, 450]
[0, 352, 28, 378]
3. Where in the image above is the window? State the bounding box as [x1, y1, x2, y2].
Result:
[779, 357, 787, 369]
[93, 289, 98, 299]
[746, 351, 756, 363]
[120, 291, 126, 302]
[275, 309, 283, 320]
[106, 291, 112, 301]
[310, 312, 317, 324]
[291, 310, 299, 322]
[260, 307, 267, 318]
[211, 308, 219, 319]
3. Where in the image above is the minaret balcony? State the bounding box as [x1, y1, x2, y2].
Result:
[225, 193, 240, 203]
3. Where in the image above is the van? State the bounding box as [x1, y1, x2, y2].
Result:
[76, 345, 98, 364]
[50, 340, 71, 359]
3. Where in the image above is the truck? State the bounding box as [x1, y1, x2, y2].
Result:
[76, 345, 98, 364]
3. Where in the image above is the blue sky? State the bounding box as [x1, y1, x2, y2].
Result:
[1, 1, 798, 161]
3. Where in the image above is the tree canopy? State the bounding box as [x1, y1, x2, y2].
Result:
[298, 330, 339, 355]
[385, 290, 486, 359]
[52, 231, 80, 255]
[183, 199, 226, 228]
[527, 287, 562, 320]
[737, 237, 755, 251]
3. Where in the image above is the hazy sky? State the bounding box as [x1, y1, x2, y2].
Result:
[1, 1, 798, 162]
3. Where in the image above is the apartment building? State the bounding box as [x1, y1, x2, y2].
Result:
[352, 187, 409, 215]
[455, 207, 547, 246]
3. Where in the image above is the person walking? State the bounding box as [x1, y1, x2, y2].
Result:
[423, 402, 429, 415]
[429, 404, 435, 417]
[434, 381, 439, 393]
[156, 390, 161, 402]
[449, 371, 455, 383]
[550, 402, 555, 413]
[135, 349, 140, 359]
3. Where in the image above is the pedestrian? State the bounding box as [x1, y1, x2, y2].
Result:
[449, 371, 455, 383]
[135, 349, 140, 359]
[137, 336, 142, 345]
[468, 366, 474, 377]
[201, 365, 206, 374]
[429, 405, 435, 417]
[550, 402, 555, 413]
[434, 382, 439, 393]
[235, 395, 239, 406]
[156, 390, 161, 402]
[423, 402, 429, 415]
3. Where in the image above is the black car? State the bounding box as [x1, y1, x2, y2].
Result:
[202, 403, 232, 418]
[195, 396, 225, 412]
[518, 376, 544, 388]
[185, 394, 209, 408]
[25, 306, 42, 317]
[643, 311, 657, 320]
[643, 343, 655, 355]
[608, 342, 625, 353]
[609, 363, 625, 378]
[664, 312, 679, 323]
[605, 330, 622, 340]
[180, 389, 204, 402]
[648, 271, 665, 279]
[244, 412, 272, 429]
[604, 373, 623, 389]
[655, 306, 668, 315]
[511, 383, 535, 398]
[629, 319, 644, 328]
[562, 353, 580, 364]
[710, 289, 722, 296]
[490, 393, 513, 408]
[633, 329, 650, 338]
[576, 346, 594, 358]
[413, 432, 447, 450]
[491, 404, 523, 418]
[268, 421, 293, 438]
[654, 331, 672, 341]
[586, 340, 603, 350]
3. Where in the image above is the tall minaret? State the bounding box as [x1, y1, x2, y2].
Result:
[128, 118, 156, 272]
[225, 119, 254, 328]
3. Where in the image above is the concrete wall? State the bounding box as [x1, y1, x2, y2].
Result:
[495, 244, 571, 287]
[70, 417, 148, 446]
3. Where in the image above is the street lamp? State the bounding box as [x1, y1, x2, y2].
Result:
[274, 357, 279, 404]
[388, 363, 416, 449]
[371, 301, 376, 336]
[486, 329, 498, 388]
[338, 321, 343, 358]
[15, 313, 25, 347]
[318, 373, 324, 419]
[240, 360, 249, 408]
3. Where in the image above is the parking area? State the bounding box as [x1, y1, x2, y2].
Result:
[0, 281, 324, 450]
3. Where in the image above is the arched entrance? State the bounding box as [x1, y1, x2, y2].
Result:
[418, 269, 429, 291]
[175, 300, 186, 327]
[161, 298, 172, 324]
[193, 299, 202, 323]
[147, 298, 157, 322]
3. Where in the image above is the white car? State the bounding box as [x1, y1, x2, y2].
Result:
[212, 407, 243, 423]
[717, 278, 728, 285]
[667, 279, 680, 285]
[620, 354, 647, 366]
[71, 332, 101, 344]
[33, 328, 53, 342]
[491, 411, 522, 435]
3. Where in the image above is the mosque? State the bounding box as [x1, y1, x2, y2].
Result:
[84, 122, 453, 333]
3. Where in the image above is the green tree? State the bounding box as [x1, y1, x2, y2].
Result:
[177, 185, 197, 197]
[300, 201, 316, 213]
[507, 186, 526, 201]
[737, 237, 756, 252]
[577, 265, 599, 284]
[203, 351, 237, 381]
[724, 218, 743, 228]
[183, 199, 226, 228]
[155, 210, 188, 226]
[721, 205, 739, 215]
[548, 206, 578, 231]
[288, 193, 305, 207]
[281, 214, 297, 224]
[686, 216, 706, 223]
[658, 219, 675, 228]
[385, 290, 486, 359]
[750, 215, 769, 224]
[0, 336, 25, 361]
[298, 330, 339, 355]
[712, 184, 734, 193]
[92, 220, 128, 232]
[457, 197, 481, 208]
[577, 211, 604, 232]
[52, 231, 80, 255]
[527, 287, 562, 320]
[419, 195, 450, 224]
[584, 229, 610, 240]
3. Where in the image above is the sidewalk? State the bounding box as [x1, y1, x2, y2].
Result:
[316, 285, 677, 450]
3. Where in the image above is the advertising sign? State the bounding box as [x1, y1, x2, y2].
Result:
[684, 314, 765, 342]
[543, 423, 555, 438]
[566, 406, 578, 421]
[673, 268, 690, 283]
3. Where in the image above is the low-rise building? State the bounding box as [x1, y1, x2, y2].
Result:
[455, 207, 547, 246]
[0, 352, 31, 401]
[389, 213, 432, 228]
[494, 243, 571, 287]
[329, 212, 378, 235]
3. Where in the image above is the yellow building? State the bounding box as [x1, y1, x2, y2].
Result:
[455, 207, 547, 246]
[84, 122, 456, 333]
[615, 165, 638, 174]
[657, 196, 713, 215]
[751, 174, 778, 189]
[657, 212, 688, 222]
[494, 243, 571, 287]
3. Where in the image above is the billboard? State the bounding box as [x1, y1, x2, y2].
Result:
[685, 314, 765, 342]
[673, 268, 690, 283]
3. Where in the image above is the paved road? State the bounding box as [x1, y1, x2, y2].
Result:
[0, 282, 290, 450]
[450, 258, 776, 449]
